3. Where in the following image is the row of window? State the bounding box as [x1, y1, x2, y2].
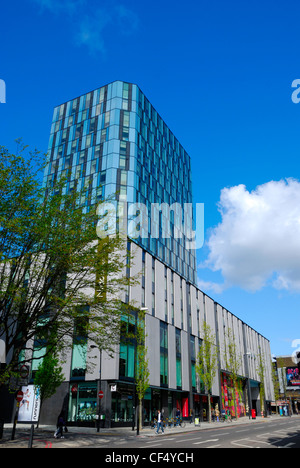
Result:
[45, 83, 196, 284]
[119, 315, 201, 390]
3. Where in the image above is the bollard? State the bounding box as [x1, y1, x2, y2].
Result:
[28, 424, 34, 448]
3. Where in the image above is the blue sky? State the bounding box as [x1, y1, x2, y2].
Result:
[1, 0, 300, 356]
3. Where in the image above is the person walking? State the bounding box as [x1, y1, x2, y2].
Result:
[215, 406, 220, 422]
[54, 413, 65, 439]
[156, 410, 164, 434]
[176, 408, 180, 425]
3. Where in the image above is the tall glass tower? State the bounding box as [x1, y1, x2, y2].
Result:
[43, 81, 197, 284]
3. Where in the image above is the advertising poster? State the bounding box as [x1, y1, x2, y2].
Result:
[286, 367, 300, 387]
[18, 385, 41, 423]
[221, 373, 245, 417]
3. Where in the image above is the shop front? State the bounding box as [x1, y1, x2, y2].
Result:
[67, 381, 213, 427]
[111, 383, 135, 426]
[193, 394, 220, 421]
[68, 382, 97, 425]
[110, 385, 191, 426]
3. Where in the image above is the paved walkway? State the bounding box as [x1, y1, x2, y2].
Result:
[0, 414, 292, 448]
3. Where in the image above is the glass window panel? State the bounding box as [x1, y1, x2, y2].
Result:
[176, 359, 182, 387]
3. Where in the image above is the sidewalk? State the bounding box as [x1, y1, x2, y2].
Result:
[0, 414, 291, 448]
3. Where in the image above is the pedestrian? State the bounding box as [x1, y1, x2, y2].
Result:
[156, 410, 164, 434]
[176, 408, 180, 425]
[189, 409, 193, 424]
[215, 407, 220, 422]
[54, 412, 65, 439]
[211, 408, 215, 422]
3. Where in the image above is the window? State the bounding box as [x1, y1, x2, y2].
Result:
[104, 111, 110, 128]
[71, 308, 89, 379]
[176, 329, 182, 388]
[123, 82, 129, 100]
[160, 322, 168, 386]
[89, 117, 96, 133]
[120, 342, 135, 379]
[119, 311, 137, 380]
[123, 111, 130, 127]
[101, 128, 108, 143]
[190, 336, 196, 390]
[120, 110, 130, 141]
[120, 170, 127, 186]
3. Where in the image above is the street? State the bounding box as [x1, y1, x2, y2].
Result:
[1, 416, 300, 449]
[131, 418, 300, 449]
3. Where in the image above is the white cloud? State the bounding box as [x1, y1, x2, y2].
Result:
[74, 5, 139, 54]
[75, 9, 110, 55]
[31, 0, 139, 55]
[197, 278, 225, 295]
[201, 179, 300, 292]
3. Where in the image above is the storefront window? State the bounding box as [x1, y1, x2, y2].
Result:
[68, 382, 97, 423]
[111, 384, 134, 423]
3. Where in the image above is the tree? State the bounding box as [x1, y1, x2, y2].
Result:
[135, 308, 150, 431]
[195, 321, 218, 423]
[34, 351, 65, 427]
[0, 144, 135, 387]
[271, 359, 280, 415]
[224, 328, 242, 420]
[257, 347, 266, 416]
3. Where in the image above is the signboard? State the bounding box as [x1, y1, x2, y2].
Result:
[18, 365, 30, 386]
[19, 365, 29, 379]
[16, 391, 24, 402]
[286, 367, 300, 387]
[18, 385, 41, 423]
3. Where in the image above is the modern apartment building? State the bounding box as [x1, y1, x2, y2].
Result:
[43, 80, 197, 285]
[1, 81, 274, 426]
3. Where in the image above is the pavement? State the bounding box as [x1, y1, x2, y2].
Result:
[0, 414, 293, 448]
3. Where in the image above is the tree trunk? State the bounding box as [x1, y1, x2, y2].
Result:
[208, 393, 212, 423]
[139, 399, 143, 431]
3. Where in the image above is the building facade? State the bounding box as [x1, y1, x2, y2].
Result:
[2, 81, 274, 426]
[274, 356, 300, 416]
[43, 80, 197, 285]
[35, 241, 274, 426]
[38, 81, 274, 426]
